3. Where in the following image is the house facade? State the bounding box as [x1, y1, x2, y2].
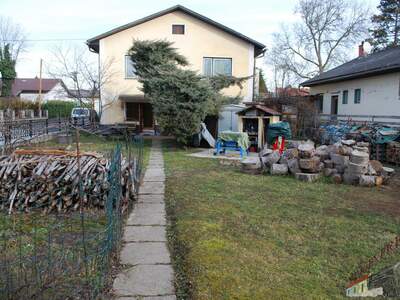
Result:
[302, 46, 400, 123]
[0, 78, 68, 102]
[87, 5, 265, 129]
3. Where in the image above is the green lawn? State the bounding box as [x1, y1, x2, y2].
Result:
[163, 143, 400, 299]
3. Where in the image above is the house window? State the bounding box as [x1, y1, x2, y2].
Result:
[125, 55, 136, 78]
[172, 24, 185, 34]
[342, 90, 348, 104]
[354, 89, 361, 104]
[398, 76, 400, 99]
[315, 94, 324, 113]
[203, 57, 232, 77]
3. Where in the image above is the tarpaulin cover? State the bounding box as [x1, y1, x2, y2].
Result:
[267, 122, 292, 144]
[218, 131, 250, 150]
[362, 127, 400, 144]
[320, 122, 400, 145]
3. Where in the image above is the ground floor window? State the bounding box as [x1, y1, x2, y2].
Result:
[315, 94, 324, 113]
[342, 90, 348, 104]
[354, 88, 361, 104]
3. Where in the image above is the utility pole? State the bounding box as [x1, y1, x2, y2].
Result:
[38, 58, 43, 114]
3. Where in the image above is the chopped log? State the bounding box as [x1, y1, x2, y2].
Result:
[270, 164, 288, 175]
[298, 143, 315, 159]
[14, 149, 101, 157]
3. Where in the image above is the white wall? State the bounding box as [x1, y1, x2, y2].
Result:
[19, 83, 69, 102]
[310, 72, 400, 120]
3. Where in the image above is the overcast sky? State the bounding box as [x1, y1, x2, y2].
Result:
[1, 0, 379, 86]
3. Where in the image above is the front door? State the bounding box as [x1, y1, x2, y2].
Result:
[331, 95, 338, 115]
[142, 103, 153, 128]
[125, 102, 154, 131]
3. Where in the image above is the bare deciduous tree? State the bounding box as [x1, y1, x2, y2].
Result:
[0, 16, 27, 62]
[46, 44, 116, 121]
[268, 46, 297, 94]
[269, 0, 370, 81]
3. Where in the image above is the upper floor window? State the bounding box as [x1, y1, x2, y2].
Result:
[172, 24, 185, 34]
[354, 88, 361, 104]
[342, 90, 348, 104]
[125, 55, 136, 78]
[203, 57, 232, 77]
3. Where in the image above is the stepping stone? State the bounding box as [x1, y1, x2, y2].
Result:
[113, 264, 174, 296]
[120, 242, 171, 265]
[139, 184, 165, 195]
[124, 226, 167, 242]
[134, 202, 166, 214]
[127, 211, 166, 226]
[116, 296, 176, 300]
[146, 168, 165, 173]
[138, 194, 164, 203]
[143, 175, 166, 182]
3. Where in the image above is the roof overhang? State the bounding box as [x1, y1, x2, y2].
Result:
[119, 94, 148, 103]
[301, 66, 400, 87]
[237, 104, 281, 116]
[86, 5, 265, 55]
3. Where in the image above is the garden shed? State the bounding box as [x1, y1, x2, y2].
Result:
[237, 104, 281, 150]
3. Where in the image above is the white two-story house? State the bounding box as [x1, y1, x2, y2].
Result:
[86, 5, 265, 130]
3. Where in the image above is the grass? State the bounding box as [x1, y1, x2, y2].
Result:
[163, 143, 400, 299]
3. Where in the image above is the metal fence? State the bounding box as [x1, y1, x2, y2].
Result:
[0, 117, 96, 154]
[0, 136, 144, 299]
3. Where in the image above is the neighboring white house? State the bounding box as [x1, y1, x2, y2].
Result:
[0, 78, 69, 102]
[301, 45, 400, 123]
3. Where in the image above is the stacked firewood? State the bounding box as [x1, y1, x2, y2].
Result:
[0, 149, 138, 214]
[386, 141, 400, 165]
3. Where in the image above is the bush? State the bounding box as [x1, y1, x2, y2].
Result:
[0, 97, 39, 110]
[43, 100, 76, 118]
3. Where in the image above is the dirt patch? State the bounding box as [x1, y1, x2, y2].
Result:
[348, 173, 400, 218]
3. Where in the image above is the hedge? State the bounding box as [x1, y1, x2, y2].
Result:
[43, 100, 76, 118]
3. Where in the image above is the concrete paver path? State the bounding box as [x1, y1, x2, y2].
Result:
[113, 140, 175, 299]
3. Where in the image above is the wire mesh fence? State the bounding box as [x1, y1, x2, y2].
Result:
[0, 135, 144, 299]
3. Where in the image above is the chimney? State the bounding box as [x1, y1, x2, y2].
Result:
[358, 41, 365, 57]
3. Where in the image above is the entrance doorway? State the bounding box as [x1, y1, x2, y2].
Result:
[331, 95, 338, 115]
[125, 102, 154, 131]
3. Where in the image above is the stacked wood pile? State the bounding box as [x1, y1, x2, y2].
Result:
[243, 139, 395, 186]
[386, 141, 400, 165]
[0, 149, 137, 214]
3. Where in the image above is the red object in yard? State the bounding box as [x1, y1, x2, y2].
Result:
[272, 136, 285, 154]
[249, 146, 257, 152]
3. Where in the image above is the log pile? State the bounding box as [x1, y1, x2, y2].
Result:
[386, 141, 400, 165]
[0, 149, 137, 214]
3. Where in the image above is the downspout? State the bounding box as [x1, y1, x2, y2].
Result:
[88, 43, 101, 117]
[253, 48, 266, 102]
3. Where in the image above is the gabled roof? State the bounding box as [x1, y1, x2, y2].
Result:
[87, 5, 266, 55]
[67, 89, 100, 99]
[276, 87, 309, 97]
[301, 46, 400, 87]
[0, 78, 61, 97]
[237, 104, 281, 116]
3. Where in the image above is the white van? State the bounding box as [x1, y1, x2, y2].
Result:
[71, 108, 90, 118]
